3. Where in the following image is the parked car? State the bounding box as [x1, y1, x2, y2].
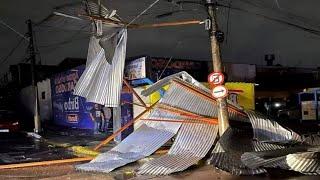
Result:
[0, 110, 20, 132]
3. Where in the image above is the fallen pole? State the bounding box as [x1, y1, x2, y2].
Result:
[122, 100, 146, 108]
[79, 14, 201, 29]
[123, 79, 147, 107]
[141, 118, 218, 125]
[0, 157, 93, 170]
[93, 101, 158, 151]
[130, 20, 201, 29]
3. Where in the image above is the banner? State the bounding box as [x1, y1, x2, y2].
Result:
[51, 65, 133, 130]
[125, 57, 146, 80]
[51, 65, 95, 129]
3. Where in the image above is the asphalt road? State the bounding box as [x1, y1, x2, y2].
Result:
[0, 163, 319, 180]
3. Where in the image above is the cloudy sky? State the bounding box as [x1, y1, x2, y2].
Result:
[1, 0, 320, 75]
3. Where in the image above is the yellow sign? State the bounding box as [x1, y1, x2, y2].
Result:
[148, 85, 169, 104]
[225, 82, 255, 110]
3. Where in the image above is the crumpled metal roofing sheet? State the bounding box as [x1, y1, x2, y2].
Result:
[241, 146, 320, 175]
[240, 147, 305, 169]
[85, 0, 122, 21]
[138, 123, 219, 175]
[141, 71, 207, 97]
[74, 29, 127, 107]
[245, 110, 301, 143]
[302, 133, 320, 146]
[209, 128, 270, 175]
[143, 76, 249, 123]
[76, 107, 184, 173]
[286, 150, 320, 175]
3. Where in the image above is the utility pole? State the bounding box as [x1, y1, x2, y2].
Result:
[26, 19, 41, 133]
[206, 0, 230, 135]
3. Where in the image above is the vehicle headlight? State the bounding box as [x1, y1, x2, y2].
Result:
[12, 122, 19, 126]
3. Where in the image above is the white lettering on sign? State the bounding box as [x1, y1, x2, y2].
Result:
[64, 97, 79, 111]
[212, 85, 228, 98]
[208, 72, 224, 85]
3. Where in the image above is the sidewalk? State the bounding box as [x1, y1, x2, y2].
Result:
[41, 124, 116, 151]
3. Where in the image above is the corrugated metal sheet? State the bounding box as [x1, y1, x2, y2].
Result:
[76, 107, 184, 173]
[302, 133, 320, 146]
[85, 1, 122, 22]
[74, 29, 127, 107]
[209, 128, 268, 175]
[141, 71, 244, 110]
[142, 76, 249, 123]
[240, 146, 320, 175]
[240, 147, 306, 169]
[252, 141, 285, 152]
[141, 71, 208, 97]
[138, 123, 219, 175]
[286, 151, 320, 175]
[245, 110, 301, 143]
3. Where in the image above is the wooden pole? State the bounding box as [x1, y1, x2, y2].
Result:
[206, 0, 230, 136]
[26, 19, 41, 133]
[0, 157, 93, 170]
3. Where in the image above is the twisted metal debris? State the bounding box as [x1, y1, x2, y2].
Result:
[209, 127, 286, 175]
[241, 146, 320, 175]
[137, 72, 247, 175]
[245, 110, 301, 143]
[138, 123, 219, 175]
[74, 29, 127, 107]
[75, 71, 320, 176]
[76, 107, 184, 173]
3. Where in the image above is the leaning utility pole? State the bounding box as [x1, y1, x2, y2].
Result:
[26, 19, 41, 133]
[206, 0, 230, 135]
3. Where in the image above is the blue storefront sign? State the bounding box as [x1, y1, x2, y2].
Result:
[51, 65, 95, 129]
[51, 65, 133, 131]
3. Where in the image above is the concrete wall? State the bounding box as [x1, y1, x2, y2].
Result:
[37, 79, 52, 123]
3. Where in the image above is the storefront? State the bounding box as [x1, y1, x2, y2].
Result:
[50, 65, 133, 137]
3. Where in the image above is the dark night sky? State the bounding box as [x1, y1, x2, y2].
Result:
[1, 0, 320, 75]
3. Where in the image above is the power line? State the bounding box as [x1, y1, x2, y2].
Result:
[125, 0, 161, 28]
[0, 37, 25, 66]
[0, 19, 29, 42]
[218, 3, 320, 37]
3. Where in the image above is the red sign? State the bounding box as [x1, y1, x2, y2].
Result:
[212, 85, 228, 98]
[208, 72, 224, 86]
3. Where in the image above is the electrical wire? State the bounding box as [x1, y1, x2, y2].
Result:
[225, 0, 232, 44]
[0, 19, 29, 42]
[240, 0, 320, 30]
[218, 3, 320, 37]
[38, 24, 89, 48]
[125, 0, 161, 28]
[0, 37, 25, 66]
